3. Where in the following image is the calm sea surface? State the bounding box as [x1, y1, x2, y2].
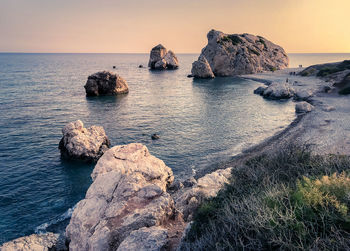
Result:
[0, 53, 349, 243]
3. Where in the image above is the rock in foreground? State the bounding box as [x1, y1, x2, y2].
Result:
[84, 71, 129, 96]
[66, 143, 175, 250]
[59, 120, 110, 162]
[191, 55, 215, 79]
[0, 233, 59, 251]
[148, 44, 179, 70]
[192, 29, 288, 77]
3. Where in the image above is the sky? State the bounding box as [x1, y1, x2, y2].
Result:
[0, 0, 349, 53]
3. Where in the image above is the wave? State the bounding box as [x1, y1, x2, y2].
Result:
[34, 204, 77, 233]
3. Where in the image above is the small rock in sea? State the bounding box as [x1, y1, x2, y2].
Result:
[113, 66, 116, 69]
[191, 54, 215, 79]
[84, 71, 129, 96]
[148, 44, 179, 70]
[59, 120, 110, 162]
[151, 133, 160, 140]
[187, 74, 193, 78]
[138, 64, 144, 68]
[295, 101, 314, 114]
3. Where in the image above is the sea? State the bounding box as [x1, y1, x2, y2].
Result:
[0, 53, 349, 243]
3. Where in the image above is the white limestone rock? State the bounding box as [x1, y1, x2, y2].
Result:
[191, 55, 215, 79]
[66, 143, 175, 251]
[192, 29, 289, 77]
[0, 233, 59, 251]
[148, 44, 179, 70]
[59, 120, 110, 162]
[262, 82, 295, 100]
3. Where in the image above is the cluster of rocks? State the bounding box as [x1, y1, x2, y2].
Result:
[0, 233, 59, 251]
[59, 120, 110, 162]
[84, 71, 129, 96]
[191, 29, 289, 78]
[148, 44, 179, 70]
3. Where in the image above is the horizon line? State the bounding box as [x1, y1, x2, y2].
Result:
[1, 52, 350, 54]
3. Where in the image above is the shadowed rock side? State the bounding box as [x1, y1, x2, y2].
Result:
[148, 44, 179, 70]
[0, 233, 59, 251]
[84, 71, 129, 96]
[59, 120, 110, 162]
[66, 143, 178, 251]
[192, 29, 289, 77]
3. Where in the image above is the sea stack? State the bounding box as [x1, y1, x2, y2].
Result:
[191, 29, 289, 77]
[84, 71, 129, 96]
[148, 44, 179, 70]
[59, 120, 110, 162]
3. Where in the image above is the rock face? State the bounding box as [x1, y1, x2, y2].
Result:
[255, 82, 295, 100]
[66, 143, 175, 251]
[59, 120, 110, 162]
[84, 71, 129, 96]
[191, 55, 215, 79]
[192, 29, 289, 77]
[117, 226, 168, 251]
[0, 233, 59, 251]
[295, 101, 314, 113]
[148, 44, 179, 70]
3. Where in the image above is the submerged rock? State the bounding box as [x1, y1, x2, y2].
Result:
[191, 55, 215, 79]
[66, 143, 175, 250]
[192, 29, 289, 77]
[295, 101, 314, 113]
[84, 71, 129, 96]
[59, 120, 110, 162]
[262, 82, 295, 100]
[148, 44, 179, 70]
[151, 134, 160, 140]
[0, 233, 59, 251]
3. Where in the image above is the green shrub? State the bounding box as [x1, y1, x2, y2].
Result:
[339, 87, 350, 95]
[248, 47, 260, 56]
[180, 145, 350, 250]
[219, 35, 243, 46]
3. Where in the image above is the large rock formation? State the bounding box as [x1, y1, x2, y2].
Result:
[148, 44, 179, 70]
[192, 29, 289, 77]
[59, 120, 110, 162]
[84, 71, 129, 96]
[0, 233, 59, 251]
[191, 55, 215, 79]
[66, 143, 176, 250]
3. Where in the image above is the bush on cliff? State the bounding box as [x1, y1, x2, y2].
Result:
[180, 145, 350, 250]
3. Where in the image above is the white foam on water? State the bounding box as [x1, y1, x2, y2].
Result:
[34, 204, 77, 233]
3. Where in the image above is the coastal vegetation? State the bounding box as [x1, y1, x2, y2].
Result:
[180, 145, 350, 250]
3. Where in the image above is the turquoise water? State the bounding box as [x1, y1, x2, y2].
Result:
[0, 53, 348, 243]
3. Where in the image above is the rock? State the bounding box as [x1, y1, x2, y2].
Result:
[182, 177, 197, 188]
[113, 66, 116, 69]
[117, 226, 168, 251]
[322, 105, 335, 112]
[253, 86, 267, 95]
[66, 143, 175, 250]
[168, 180, 184, 192]
[84, 71, 129, 96]
[59, 120, 110, 162]
[262, 82, 295, 100]
[191, 55, 215, 79]
[294, 89, 313, 101]
[295, 101, 314, 113]
[148, 44, 179, 70]
[192, 30, 289, 77]
[139, 65, 144, 68]
[0, 233, 59, 251]
[151, 134, 160, 140]
[187, 74, 193, 78]
[174, 168, 232, 221]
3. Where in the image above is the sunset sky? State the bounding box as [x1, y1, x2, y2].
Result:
[1, 0, 349, 53]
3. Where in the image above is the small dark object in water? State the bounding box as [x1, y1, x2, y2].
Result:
[113, 66, 116, 69]
[151, 134, 160, 140]
[139, 65, 144, 68]
[187, 74, 193, 78]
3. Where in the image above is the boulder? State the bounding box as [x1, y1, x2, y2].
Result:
[84, 71, 129, 96]
[294, 89, 313, 101]
[253, 86, 267, 95]
[262, 82, 295, 99]
[66, 143, 175, 251]
[295, 101, 314, 113]
[192, 29, 289, 77]
[117, 226, 168, 251]
[174, 168, 232, 221]
[191, 55, 215, 79]
[148, 44, 179, 70]
[0, 233, 59, 251]
[59, 120, 110, 162]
